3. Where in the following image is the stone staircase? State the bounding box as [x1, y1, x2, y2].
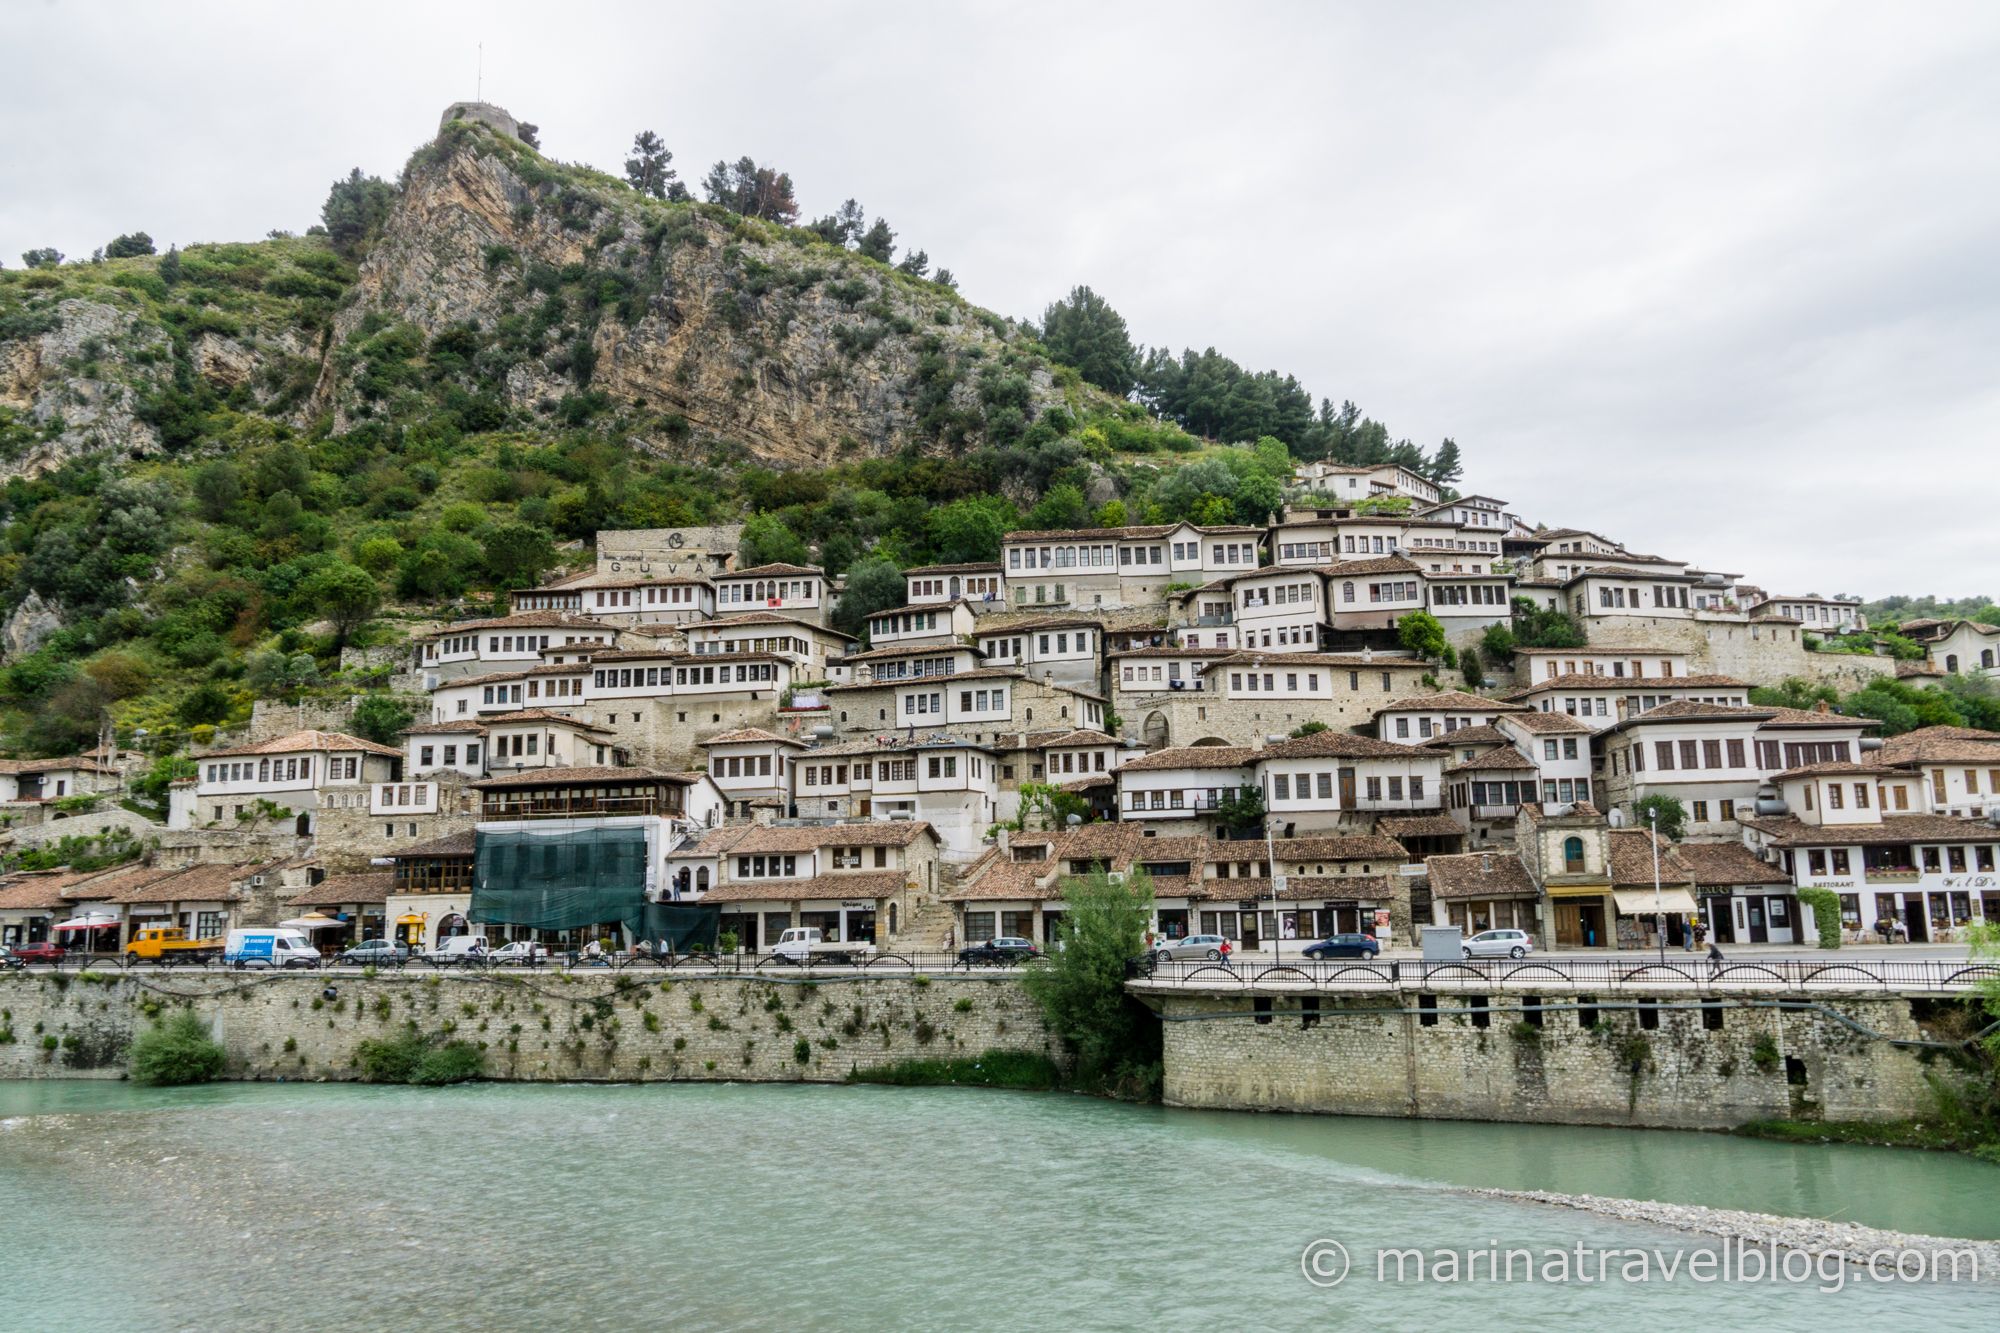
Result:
[894, 900, 959, 952]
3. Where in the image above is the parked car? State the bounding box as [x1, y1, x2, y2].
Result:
[1, 945, 22, 970]
[768, 927, 874, 965]
[1462, 929, 1533, 960]
[488, 940, 550, 966]
[8, 941, 66, 965]
[1302, 933, 1381, 960]
[224, 928, 322, 969]
[1153, 933, 1232, 963]
[336, 939, 409, 966]
[957, 936, 1040, 966]
[423, 936, 490, 967]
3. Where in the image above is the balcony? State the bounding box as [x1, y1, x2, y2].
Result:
[479, 793, 680, 821]
[1863, 867, 1920, 884]
[1193, 614, 1234, 627]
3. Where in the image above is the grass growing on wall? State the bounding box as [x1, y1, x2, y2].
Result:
[846, 1050, 1060, 1090]
[355, 1024, 484, 1085]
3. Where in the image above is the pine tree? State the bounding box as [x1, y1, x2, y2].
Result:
[856, 218, 896, 263]
[623, 131, 676, 199]
[1040, 286, 1138, 396]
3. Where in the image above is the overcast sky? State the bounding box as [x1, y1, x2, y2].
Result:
[5, 2, 1995, 599]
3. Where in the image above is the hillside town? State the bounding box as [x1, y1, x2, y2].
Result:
[3, 461, 1996, 960]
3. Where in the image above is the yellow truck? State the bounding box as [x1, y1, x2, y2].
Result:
[125, 925, 223, 966]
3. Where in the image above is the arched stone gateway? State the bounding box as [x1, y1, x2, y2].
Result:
[1142, 711, 1169, 748]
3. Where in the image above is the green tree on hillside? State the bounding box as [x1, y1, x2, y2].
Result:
[895, 249, 930, 279]
[855, 218, 896, 264]
[1024, 483, 1089, 531]
[351, 693, 416, 746]
[21, 248, 62, 269]
[925, 495, 1018, 564]
[481, 522, 554, 589]
[701, 157, 799, 224]
[1397, 610, 1455, 666]
[623, 131, 677, 200]
[321, 169, 397, 258]
[1040, 286, 1138, 396]
[105, 232, 156, 258]
[835, 557, 905, 640]
[739, 513, 810, 568]
[300, 561, 380, 648]
[1428, 438, 1464, 490]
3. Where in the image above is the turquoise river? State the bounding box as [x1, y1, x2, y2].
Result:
[1, 1080, 1996, 1330]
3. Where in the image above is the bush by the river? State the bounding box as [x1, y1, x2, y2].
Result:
[1020, 867, 1163, 1099]
[356, 1026, 484, 1085]
[128, 1010, 226, 1086]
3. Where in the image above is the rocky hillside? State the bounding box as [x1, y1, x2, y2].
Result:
[322, 118, 1063, 467]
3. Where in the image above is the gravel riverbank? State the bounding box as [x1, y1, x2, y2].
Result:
[1470, 1188, 2000, 1280]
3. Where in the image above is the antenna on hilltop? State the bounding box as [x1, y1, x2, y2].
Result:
[477, 42, 483, 100]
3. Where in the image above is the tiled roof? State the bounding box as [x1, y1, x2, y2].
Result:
[1261, 732, 1431, 761]
[1426, 852, 1538, 900]
[699, 612, 852, 637]
[1446, 748, 1536, 774]
[1378, 691, 1523, 713]
[1118, 745, 1257, 773]
[390, 830, 475, 859]
[1769, 761, 1901, 781]
[0, 869, 103, 910]
[481, 709, 614, 732]
[1740, 814, 2000, 846]
[291, 872, 392, 907]
[0, 755, 118, 775]
[1606, 700, 1773, 728]
[1758, 704, 1874, 729]
[725, 822, 936, 854]
[943, 859, 1051, 902]
[1607, 829, 1694, 888]
[1271, 835, 1408, 862]
[1320, 555, 1423, 577]
[699, 870, 904, 903]
[402, 720, 489, 735]
[1501, 712, 1595, 735]
[700, 728, 807, 747]
[838, 643, 977, 663]
[1420, 724, 1512, 748]
[104, 861, 275, 905]
[1669, 842, 1792, 887]
[1376, 814, 1465, 839]
[1039, 729, 1118, 748]
[202, 729, 402, 759]
[1875, 726, 2000, 765]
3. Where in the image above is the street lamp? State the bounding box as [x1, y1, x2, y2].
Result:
[1648, 806, 1665, 965]
[1264, 815, 1283, 960]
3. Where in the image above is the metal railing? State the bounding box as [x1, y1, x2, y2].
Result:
[1125, 954, 2000, 992]
[5, 949, 1047, 977]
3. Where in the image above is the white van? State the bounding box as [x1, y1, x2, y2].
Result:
[422, 936, 491, 968]
[224, 928, 321, 969]
[769, 927, 874, 965]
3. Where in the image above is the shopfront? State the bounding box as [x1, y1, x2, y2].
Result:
[1700, 888, 1799, 945]
[1547, 886, 1612, 948]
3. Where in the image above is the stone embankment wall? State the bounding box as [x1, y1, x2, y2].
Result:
[0, 970, 1055, 1084]
[1152, 987, 1941, 1129]
[1576, 616, 1895, 689]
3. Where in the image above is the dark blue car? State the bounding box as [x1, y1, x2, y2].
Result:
[1302, 933, 1380, 960]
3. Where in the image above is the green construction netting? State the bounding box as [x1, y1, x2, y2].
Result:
[471, 826, 649, 931]
[468, 827, 719, 949]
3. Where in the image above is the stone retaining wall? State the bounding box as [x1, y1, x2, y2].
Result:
[0, 969, 1056, 1084]
[1154, 987, 1942, 1129]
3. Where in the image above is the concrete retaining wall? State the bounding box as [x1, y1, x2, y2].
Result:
[1155, 988, 1942, 1129]
[0, 969, 1057, 1084]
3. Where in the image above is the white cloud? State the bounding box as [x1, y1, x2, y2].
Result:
[2, 0, 1993, 596]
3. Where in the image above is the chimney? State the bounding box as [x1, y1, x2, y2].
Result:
[997, 827, 1011, 857]
[1482, 852, 1493, 874]
[1814, 699, 1830, 714]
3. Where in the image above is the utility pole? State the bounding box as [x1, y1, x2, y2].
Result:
[477, 43, 483, 101]
[1649, 806, 1665, 965]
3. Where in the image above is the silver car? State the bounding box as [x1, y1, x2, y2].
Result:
[1462, 928, 1533, 960]
[1154, 933, 1232, 963]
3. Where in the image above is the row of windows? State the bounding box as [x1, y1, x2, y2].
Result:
[1391, 715, 1486, 739]
[1269, 772, 1428, 802]
[593, 663, 779, 689]
[720, 580, 819, 603]
[1429, 583, 1506, 607]
[1231, 671, 1322, 693]
[595, 585, 702, 607]
[416, 744, 482, 767]
[1241, 582, 1315, 609]
[715, 754, 779, 779]
[1541, 659, 1679, 680]
[204, 755, 354, 784]
[875, 610, 943, 634]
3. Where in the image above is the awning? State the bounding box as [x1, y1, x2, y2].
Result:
[396, 913, 428, 926]
[1543, 884, 1611, 899]
[279, 914, 348, 932]
[1613, 887, 1700, 915]
[53, 913, 119, 932]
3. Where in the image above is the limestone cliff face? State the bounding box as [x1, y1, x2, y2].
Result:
[0, 298, 168, 477]
[328, 126, 1059, 466]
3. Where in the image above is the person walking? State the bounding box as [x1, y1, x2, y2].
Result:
[1706, 939, 1725, 978]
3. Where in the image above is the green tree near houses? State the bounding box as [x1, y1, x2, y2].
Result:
[1020, 867, 1161, 1098]
[1633, 794, 1687, 842]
